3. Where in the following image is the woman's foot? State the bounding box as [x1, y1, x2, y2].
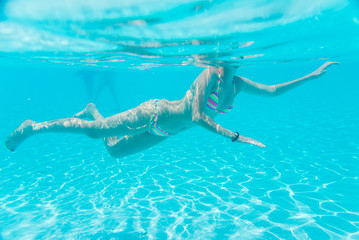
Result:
[73, 103, 98, 120]
[5, 120, 35, 151]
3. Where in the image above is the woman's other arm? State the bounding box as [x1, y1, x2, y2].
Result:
[235, 62, 339, 97]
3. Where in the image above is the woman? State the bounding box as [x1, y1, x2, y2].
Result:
[5, 62, 338, 157]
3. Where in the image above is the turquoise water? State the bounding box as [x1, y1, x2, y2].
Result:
[1, 1, 359, 239]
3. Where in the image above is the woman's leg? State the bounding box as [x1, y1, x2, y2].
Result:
[75, 103, 168, 158]
[104, 133, 168, 158]
[5, 101, 156, 151]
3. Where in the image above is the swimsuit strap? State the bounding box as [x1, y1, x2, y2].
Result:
[127, 99, 171, 137]
[148, 99, 171, 136]
[126, 99, 158, 130]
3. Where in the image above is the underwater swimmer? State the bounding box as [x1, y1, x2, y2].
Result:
[5, 62, 338, 158]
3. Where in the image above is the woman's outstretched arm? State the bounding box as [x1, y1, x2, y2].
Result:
[192, 67, 265, 147]
[235, 62, 339, 97]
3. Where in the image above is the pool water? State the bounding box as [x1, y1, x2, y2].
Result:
[1, 1, 359, 239]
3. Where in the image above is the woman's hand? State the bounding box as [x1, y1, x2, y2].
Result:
[237, 135, 266, 148]
[309, 61, 339, 79]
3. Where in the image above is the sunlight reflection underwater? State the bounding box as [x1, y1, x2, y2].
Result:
[0, 0, 358, 68]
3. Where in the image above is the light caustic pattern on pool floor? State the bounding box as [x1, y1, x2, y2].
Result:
[0, 101, 359, 239]
[1, 135, 358, 238]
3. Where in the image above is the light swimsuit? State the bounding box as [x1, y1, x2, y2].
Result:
[206, 70, 236, 113]
[127, 99, 171, 137]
